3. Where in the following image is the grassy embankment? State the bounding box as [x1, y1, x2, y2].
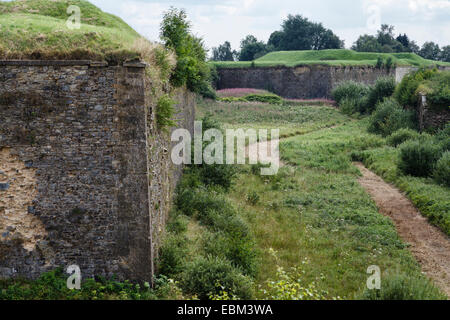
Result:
[0, 0, 151, 63]
[211, 49, 450, 68]
[193, 99, 446, 299]
[197, 98, 347, 139]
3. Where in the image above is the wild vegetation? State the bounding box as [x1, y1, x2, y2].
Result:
[212, 21, 449, 63]
[211, 49, 450, 68]
[0, 0, 141, 62]
[332, 69, 450, 235]
[179, 97, 447, 300]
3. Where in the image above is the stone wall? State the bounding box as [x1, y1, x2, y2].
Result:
[417, 94, 450, 131]
[216, 65, 395, 99]
[0, 60, 195, 282]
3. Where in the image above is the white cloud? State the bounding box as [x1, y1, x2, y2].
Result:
[90, 0, 450, 50]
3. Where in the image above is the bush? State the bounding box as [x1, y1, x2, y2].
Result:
[160, 8, 215, 98]
[362, 274, 445, 300]
[219, 93, 283, 105]
[435, 124, 450, 152]
[332, 81, 370, 106]
[368, 99, 416, 137]
[421, 71, 450, 110]
[246, 191, 260, 205]
[434, 152, 450, 187]
[158, 234, 188, 278]
[203, 231, 257, 277]
[387, 128, 420, 147]
[398, 140, 443, 177]
[339, 97, 362, 115]
[394, 68, 437, 107]
[156, 94, 177, 129]
[0, 267, 172, 300]
[244, 93, 283, 104]
[196, 164, 237, 191]
[181, 256, 254, 300]
[366, 77, 396, 113]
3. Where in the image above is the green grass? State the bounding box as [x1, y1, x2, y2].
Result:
[211, 49, 450, 68]
[196, 98, 348, 139]
[227, 120, 445, 299]
[356, 147, 450, 235]
[0, 0, 142, 62]
[194, 98, 446, 299]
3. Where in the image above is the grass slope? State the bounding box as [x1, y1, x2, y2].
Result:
[229, 118, 445, 299]
[0, 0, 142, 62]
[212, 49, 450, 68]
[196, 99, 348, 139]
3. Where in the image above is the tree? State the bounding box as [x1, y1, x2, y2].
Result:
[419, 42, 441, 61]
[439, 45, 450, 62]
[267, 31, 283, 50]
[160, 7, 214, 97]
[352, 34, 382, 52]
[396, 34, 410, 50]
[238, 35, 268, 61]
[268, 14, 343, 51]
[377, 24, 396, 47]
[211, 41, 237, 61]
[409, 40, 420, 54]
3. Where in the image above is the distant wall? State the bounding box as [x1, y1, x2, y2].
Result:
[0, 60, 195, 282]
[216, 65, 396, 99]
[417, 94, 450, 131]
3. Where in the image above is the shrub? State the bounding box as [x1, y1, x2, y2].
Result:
[181, 256, 254, 300]
[196, 164, 237, 191]
[156, 94, 177, 129]
[394, 68, 437, 107]
[244, 93, 283, 104]
[332, 81, 370, 106]
[166, 212, 189, 234]
[160, 8, 215, 98]
[387, 128, 420, 147]
[368, 99, 416, 137]
[435, 123, 450, 152]
[421, 71, 450, 110]
[0, 267, 173, 300]
[366, 77, 396, 113]
[246, 191, 260, 205]
[203, 232, 257, 277]
[398, 140, 443, 177]
[265, 266, 328, 300]
[434, 152, 450, 187]
[339, 97, 361, 115]
[158, 234, 188, 278]
[206, 209, 249, 238]
[362, 274, 445, 300]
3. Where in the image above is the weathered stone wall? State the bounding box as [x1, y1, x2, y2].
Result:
[417, 94, 450, 131]
[0, 60, 195, 282]
[216, 65, 395, 99]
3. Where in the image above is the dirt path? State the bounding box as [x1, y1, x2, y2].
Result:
[244, 124, 344, 167]
[354, 162, 450, 297]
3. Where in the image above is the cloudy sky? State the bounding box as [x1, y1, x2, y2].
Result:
[92, 0, 450, 52]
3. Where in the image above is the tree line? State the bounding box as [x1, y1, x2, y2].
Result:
[211, 15, 450, 62]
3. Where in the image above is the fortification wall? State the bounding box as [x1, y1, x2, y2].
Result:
[0, 60, 195, 282]
[216, 65, 395, 99]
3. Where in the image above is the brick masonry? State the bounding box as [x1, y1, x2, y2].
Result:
[0, 60, 195, 282]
